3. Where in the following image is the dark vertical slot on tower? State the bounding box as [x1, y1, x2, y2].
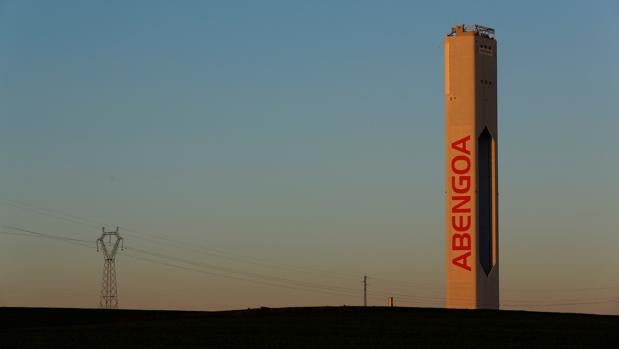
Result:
[478, 128, 493, 275]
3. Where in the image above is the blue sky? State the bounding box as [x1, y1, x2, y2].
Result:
[0, 0, 617, 314]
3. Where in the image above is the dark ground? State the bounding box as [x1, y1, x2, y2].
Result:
[0, 306, 617, 348]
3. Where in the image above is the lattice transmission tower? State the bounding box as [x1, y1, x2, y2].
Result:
[96, 227, 124, 309]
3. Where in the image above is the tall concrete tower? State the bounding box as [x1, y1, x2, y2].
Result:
[444, 24, 499, 309]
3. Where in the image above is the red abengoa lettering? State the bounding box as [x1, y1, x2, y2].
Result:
[452, 215, 471, 232]
[450, 135, 472, 271]
[451, 175, 470, 193]
[451, 155, 470, 174]
[452, 195, 471, 213]
[452, 233, 471, 250]
[452, 251, 472, 271]
[451, 136, 471, 154]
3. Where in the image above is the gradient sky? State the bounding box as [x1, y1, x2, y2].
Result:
[0, 0, 617, 315]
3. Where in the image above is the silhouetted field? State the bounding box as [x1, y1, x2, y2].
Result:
[0, 306, 616, 348]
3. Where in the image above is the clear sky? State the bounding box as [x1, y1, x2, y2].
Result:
[0, 0, 617, 315]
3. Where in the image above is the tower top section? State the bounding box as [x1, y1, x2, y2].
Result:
[447, 24, 495, 39]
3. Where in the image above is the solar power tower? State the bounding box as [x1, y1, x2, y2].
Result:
[444, 24, 499, 309]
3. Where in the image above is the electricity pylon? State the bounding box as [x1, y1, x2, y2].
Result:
[96, 227, 124, 309]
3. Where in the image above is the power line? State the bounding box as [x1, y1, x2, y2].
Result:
[0, 225, 92, 248]
[2, 224, 617, 311]
[122, 253, 358, 299]
[0, 200, 456, 301]
[2, 198, 618, 312]
[1, 225, 360, 299]
[124, 246, 362, 296]
[0, 224, 429, 303]
[1, 200, 112, 230]
[0, 225, 448, 305]
[7, 199, 616, 299]
[1, 199, 361, 281]
[8, 198, 616, 299]
[503, 299, 618, 307]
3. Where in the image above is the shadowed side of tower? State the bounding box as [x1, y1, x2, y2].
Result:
[444, 24, 499, 310]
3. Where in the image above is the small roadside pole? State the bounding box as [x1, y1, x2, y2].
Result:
[387, 296, 394, 307]
[363, 275, 367, 307]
